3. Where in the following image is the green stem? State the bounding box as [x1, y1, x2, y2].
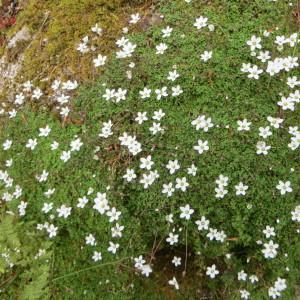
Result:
[52, 256, 131, 282]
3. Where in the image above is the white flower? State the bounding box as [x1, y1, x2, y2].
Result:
[85, 234, 96, 246]
[8, 109, 17, 118]
[15, 89, 27, 104]
[70, 138, 83, 152]
[123, 168, 137, 182]
[274, 35, 287, 47]
[115, 88, 127, 102]
[246, 35, 262, 51]
[166, 160, 180, 174]
[195, 216, 210, 231]
[172, 256, 182, 267]
[93, 193, 109, 214]
[249, 274, 259, 284]
[92, 251, 102, 262]
[44, 188, 55, 198]
[32, 88, 43, 100]
[175, 177, 189, 192]
[263, 226, 275, 239]
[77, 42, 89, 53]
[291, 205, 300, 222]
[108, 241, 119, 254]
[191, 115, 214, 132]
[140, 171, 159, 188]
[240, 290, 250, 300]
[256, 141, 271, 155]
[140, 155, 154, 170]
[5, 159, 13, 167]
[216, 174, 229, 187]
[149, 122, 163, 135]
[106, 207, 121, 223]
[238, 270, 247, 281]
[276, 180, 292, 195]
[257, 50, 271, 62]
[3, 140, 12, 150]
[237, 119, 251, 131]
[139, 87, 152, 99]
[166, 214, 174, 223]
[166, 232, 179, 245]
[168, 277, 179, 290]
[167, 70, 179, 81]
[117, 45, 134, 59]
[262, 240, 279, 259]
[287, 76, 299, 88]
[248, 65, 263, 79]
[216, 230, 227, 242]
[187, 164, 197, 176]
[179, 204, 194, 220]
[135, 112, 148, 124]
[57, 205, 72, 218]
[162, 182, 175, 197]
[93, 54, 107, 67]
[60, 107, 70, 117]
[241, 63, 251, 73]
[156, 43, 168, 55]
[129, 13, 140, 24]
[207, 228, 218, 240]
[155, 87, 168, 100]
[23, 80, 33, 91]
[277, 96, 294, 111]
[51, 79, 60, 90]
[91, 23, 102, 35]
[99, 120, 113, 138]
[162, 26, 173, 38]
[235, 182, 248, 196]
[194, 139, 209, 154]
[274, 277, 287, 292]
[26, 138, 38, 150]
[140, 264, 152, 277]
[36, 170, 49, 182]
[206, 264, 219, 278]
[152, 109, 165, 120]
[268, 287, 281, 299]
[51, 141, 59, 150]
[200, 51, 212, 62]
[77, 196, 88, 208]
[259, 126, 272, 139]
[18, 201, 27, 216]
[134, 255, 146, 269]
[287, 32, 298, 47]
[47, 224, 58, 238]
[194, 16, 208, 29]
[267, 116, 283, 129]
[134, 256, 146, 270]
[171, 85, 183, 96]
[103, 89, 115, 101]
[111, 223, 124, 238]
[39, 125, 51, 137]
[60, 151, 71, 162]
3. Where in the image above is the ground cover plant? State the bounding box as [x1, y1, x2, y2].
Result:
[0, 0, 299, 299]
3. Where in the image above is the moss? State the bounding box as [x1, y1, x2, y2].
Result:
[0, 0, 151, 101]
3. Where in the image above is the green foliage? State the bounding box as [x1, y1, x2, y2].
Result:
[0, 0, 299, 299]
[0, 213, 52, 299]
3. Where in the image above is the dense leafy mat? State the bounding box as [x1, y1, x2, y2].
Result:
[0, 0, 299, 299]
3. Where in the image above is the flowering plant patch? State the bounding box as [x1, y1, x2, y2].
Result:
[0, 0, 299, 299]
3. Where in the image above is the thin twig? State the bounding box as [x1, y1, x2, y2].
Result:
[183, 225, 188, 277]
[52, 256, 132, 282]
